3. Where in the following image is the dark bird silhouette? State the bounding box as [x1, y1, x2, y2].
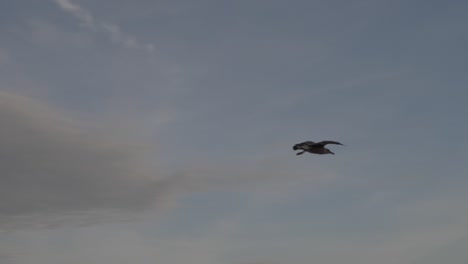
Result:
[293, 140, 344, 155]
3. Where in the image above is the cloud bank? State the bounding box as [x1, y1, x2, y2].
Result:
[0, 91, 173, 229]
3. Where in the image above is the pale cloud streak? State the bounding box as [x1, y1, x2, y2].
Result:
[54, 0, 94, 27]
[53, 0, 155, 52]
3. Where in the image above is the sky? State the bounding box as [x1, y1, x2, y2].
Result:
[0, 0, 467, 263]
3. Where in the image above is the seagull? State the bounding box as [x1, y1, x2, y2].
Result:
[293, 140, 344, 155]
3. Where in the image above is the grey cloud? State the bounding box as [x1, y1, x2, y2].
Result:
[0, 91, 174, 229]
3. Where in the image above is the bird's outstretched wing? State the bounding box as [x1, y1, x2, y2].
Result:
[316, 140, 344, 147]
[293, 141, 315, 150]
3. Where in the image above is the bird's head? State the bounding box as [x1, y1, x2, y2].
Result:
[325, 148, 335, 155]
[293, 144, 299, 150]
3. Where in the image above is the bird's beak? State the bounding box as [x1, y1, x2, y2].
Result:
[330, 151, 335, 155]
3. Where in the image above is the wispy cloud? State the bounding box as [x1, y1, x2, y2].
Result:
[53, 0, 155, 53]
[54, 0, 94, 27]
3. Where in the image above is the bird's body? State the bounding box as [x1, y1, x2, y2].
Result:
[293, 140, 343, 155]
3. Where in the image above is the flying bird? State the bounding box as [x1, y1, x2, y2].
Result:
[293, 140, 344, 155]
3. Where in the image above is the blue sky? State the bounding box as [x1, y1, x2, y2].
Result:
[1, 0, 467, 263]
